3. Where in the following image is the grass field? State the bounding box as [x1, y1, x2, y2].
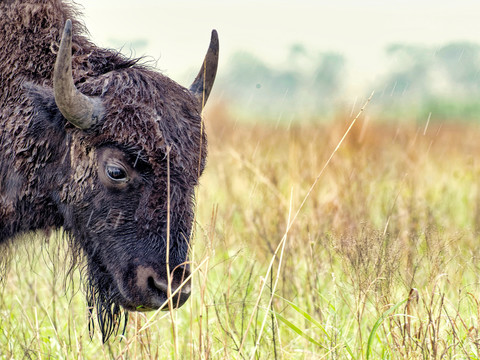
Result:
[2, 102, 480, 359]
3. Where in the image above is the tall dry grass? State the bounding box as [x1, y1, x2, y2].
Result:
[2, 102, 480, 359]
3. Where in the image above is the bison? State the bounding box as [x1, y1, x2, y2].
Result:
[0, 0, 218, 341]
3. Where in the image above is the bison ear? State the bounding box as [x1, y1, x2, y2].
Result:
[189, 30, 219, 111]
[23, 82, 66, 132]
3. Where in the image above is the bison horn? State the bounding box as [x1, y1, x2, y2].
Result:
[189, 30, 219, 110]
[53, 19, 104, 129]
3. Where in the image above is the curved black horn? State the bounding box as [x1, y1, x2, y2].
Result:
[53, 19, 103, 129]
[189, 30, 219, 110]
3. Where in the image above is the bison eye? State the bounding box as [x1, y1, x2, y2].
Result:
[106, 164, 128, 182]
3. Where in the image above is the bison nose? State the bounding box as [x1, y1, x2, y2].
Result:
[142, 266, 192, 309]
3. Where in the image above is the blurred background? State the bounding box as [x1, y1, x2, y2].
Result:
[82, 0, 480, 123]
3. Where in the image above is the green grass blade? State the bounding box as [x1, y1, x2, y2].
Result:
[277, 295, 356, 359]
[281, 297, 330, 338]
[273, 310, 326, 349]
[366, 298, 408, 360]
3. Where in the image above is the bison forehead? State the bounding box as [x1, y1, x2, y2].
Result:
[78, 67, 207, 179]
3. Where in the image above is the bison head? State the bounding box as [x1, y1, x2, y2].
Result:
[25, 20, 218, 340]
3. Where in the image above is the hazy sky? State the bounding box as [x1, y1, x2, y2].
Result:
[81, 1, 480, 95]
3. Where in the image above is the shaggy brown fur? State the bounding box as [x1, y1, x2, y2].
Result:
[0, 0, 214, 341]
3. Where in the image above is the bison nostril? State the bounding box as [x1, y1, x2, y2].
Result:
[148, 276, 168, 294]
[147, 274, 191, 308]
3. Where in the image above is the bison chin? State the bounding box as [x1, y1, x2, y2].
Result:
[84, 256, 191, 342]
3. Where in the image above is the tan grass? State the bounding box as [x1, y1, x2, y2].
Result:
[2, 103, 480, 358]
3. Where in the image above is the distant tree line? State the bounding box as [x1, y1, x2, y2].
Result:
[218, 44, 345, 119]
[219, 41, 480, 121]
[378, 42, 480, 121]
